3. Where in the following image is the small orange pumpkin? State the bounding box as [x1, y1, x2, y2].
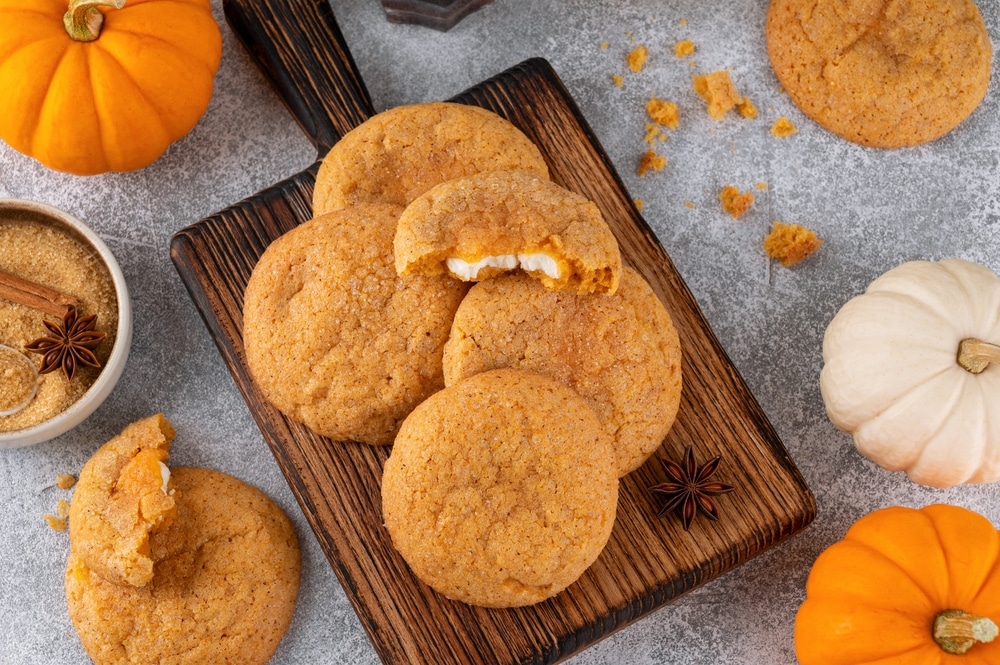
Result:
[0, 0, 221, 175]
[796, 504, 1000, 664]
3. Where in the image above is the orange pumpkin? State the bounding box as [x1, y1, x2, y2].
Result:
[796, 504, 1000, 664]
[0, 0, 221, 175]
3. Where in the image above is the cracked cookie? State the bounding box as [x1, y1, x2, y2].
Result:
[66, 464, 300, 665]
[243, 203, 468, 444]
[382, 368, 618, 608]
[765, 0, 992, 148]
[68, 414, 177, 588]
[443, 268, 682, 476]
[313, 101, 549, 214]
[394, 169, 622, 294]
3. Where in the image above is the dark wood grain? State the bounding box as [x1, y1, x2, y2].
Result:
[170, 0, 815, 662]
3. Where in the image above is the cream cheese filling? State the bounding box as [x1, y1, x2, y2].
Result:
[446, 253, 561, 280]
[158, 461, 170, 495]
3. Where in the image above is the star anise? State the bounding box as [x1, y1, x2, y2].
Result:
[24, 307, 107, 381]
[650, 446, 735, 530]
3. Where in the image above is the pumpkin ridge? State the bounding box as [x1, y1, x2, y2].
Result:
[30, 45, 109, 173]
[841, 532, 943, 609]
[852, 365, 955, 468]
[925, 504, 1000, 608]
[100, 24, 218, 73]
[904, 376, 988, 487]
[873, 288, 967, 331]
[87, 40, 187, 149]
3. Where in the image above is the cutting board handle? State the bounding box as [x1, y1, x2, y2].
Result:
[223, 0, 375, 154]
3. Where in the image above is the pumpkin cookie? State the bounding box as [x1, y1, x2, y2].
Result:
[68, 414, 177, 588]
[394, 169, 622, 294]
[243, 203, 468, 445]
[382, 368, 618, 608]
[313, 101, 549, 214]
[66, 466, 300, 665]
[443, 268, 682, 476]
[765, 0, 992, 148]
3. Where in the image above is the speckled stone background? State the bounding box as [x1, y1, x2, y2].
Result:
[1, 0, 998, 663]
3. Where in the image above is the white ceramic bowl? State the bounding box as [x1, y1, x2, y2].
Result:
[0, 199, 132, 448]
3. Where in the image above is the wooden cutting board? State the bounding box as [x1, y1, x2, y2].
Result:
[169, 0, 816, 662]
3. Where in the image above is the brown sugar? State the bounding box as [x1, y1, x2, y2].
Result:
[646, 97, 680, 130]
[0, 345, 36, 415]
[674, 40, 695, 58]
[719, 186, 755, 218]
[771, 116, 798, 137]
[0, 218, 118, 433]
[636, 148, 667, 176]
[764, 221, 822, 266]
[693, 70, 748, 120]
[627, 45, 648, 73]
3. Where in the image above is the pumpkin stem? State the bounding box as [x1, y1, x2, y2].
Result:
[63, 0, 126, 42]
[934, 610, 999, 655]
[957, 338, 1000, 375]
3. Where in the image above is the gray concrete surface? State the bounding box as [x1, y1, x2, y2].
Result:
[1, 0, 998, 663]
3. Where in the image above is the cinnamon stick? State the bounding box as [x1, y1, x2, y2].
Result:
[0, 269, 79, 318]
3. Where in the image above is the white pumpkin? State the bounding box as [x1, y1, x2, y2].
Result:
[820, 258, 1000, 488]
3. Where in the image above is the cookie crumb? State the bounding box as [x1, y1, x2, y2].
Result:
[612, 73, 624, 88]
[693, 70, 747, 120]
[45, 514, 67, 531]
[719, 186, 755, 218]
[634, 199, 645, 212]
[646, 96, 680, 130]
[679, 18, 687, 26]
[644, 123, 668, 144]
[627, 45, 649, 73]
[56, 473, 77, 490]
[674, 40, 695, 57]
[44, 494, 73, 531]
[755, 182, 768, 190]
[737, 97, 758, 119]
[771, 116, 798, 138]
[637, 148, 667, 176]
[600, 41, 609, 50]
[764, 221, 822, 266]
[684, 201, 696, 209]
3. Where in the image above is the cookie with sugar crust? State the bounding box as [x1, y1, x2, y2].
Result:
[394, 169, 621, 294]
[765, 0, 992, 148]
[313, 101, 549, 214]
[443, 268, 682, 476]
[382, 368, 618, 608]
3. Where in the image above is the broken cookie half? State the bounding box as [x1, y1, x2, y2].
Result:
[394, 169, 622, 294]
[68, 413, 177, 588]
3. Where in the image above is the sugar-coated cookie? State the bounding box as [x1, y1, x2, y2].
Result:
[66, 466, 300, 665]
[394, 169, 622, 294]
[68, 414, 177, 588]
[382, 368, 618, 608]
[313, 101, 549, 214]
[766, 0, 992, 148]
[443, 268, 682, 476]
[243, 203, 468, 445]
